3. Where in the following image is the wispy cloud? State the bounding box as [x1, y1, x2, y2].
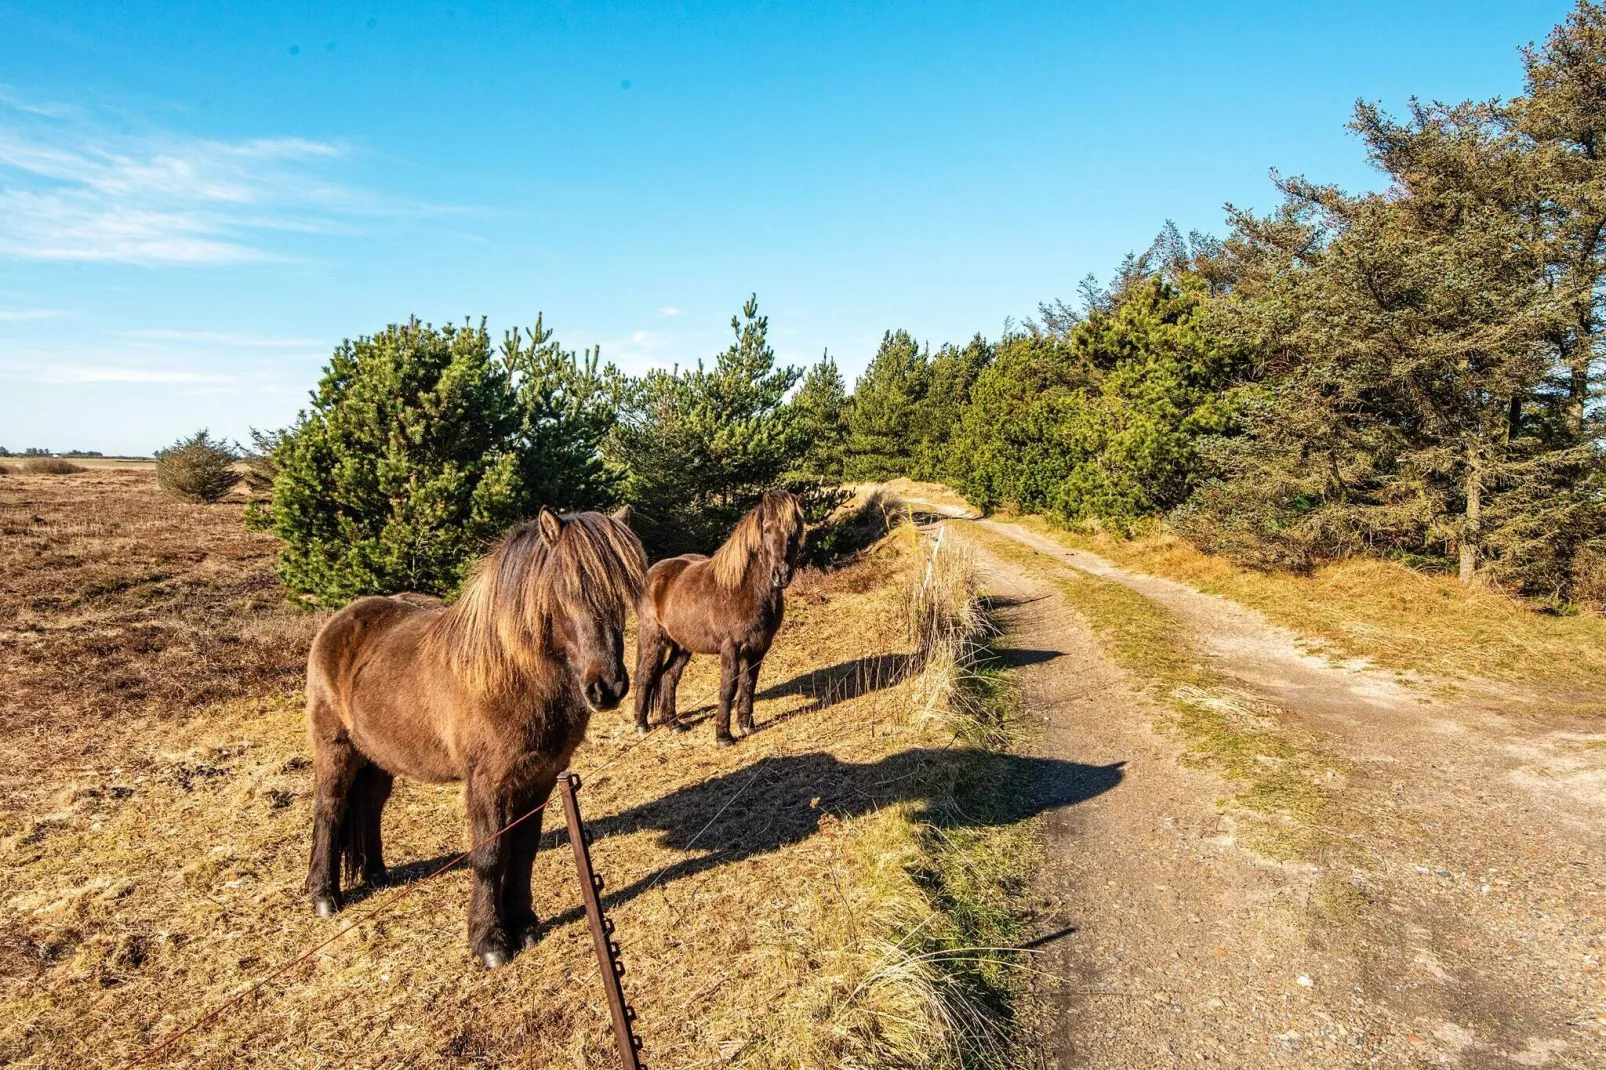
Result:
[657, 305, 682, 317]
[0, 307, 63, 320]
[37, 365, 239, 384]
[112, 328, 327, 348]
[0, 91, 443, 265]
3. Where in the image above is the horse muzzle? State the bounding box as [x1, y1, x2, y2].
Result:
[583, 674, 628, 712]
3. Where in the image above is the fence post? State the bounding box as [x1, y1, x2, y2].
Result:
[919, 523, 946, 599]
[560, 772, 645, 1070]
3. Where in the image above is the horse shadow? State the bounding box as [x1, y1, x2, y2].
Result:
[533, 747, 1124, 932]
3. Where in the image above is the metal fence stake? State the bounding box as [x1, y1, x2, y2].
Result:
[560, 772, 645, 1070]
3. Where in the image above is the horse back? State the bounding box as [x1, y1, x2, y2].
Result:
[645, 553, 779, 657]
[308, 595, 461, 782]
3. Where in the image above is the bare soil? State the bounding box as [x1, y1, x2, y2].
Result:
[920, 504, 1605, 1068]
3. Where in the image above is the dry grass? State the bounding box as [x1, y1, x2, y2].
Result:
[1013, 517, 1606, 696]
[0, 469, 315, 823]
[2, 473, 1037, 1069]
[872, 479, 976, 517]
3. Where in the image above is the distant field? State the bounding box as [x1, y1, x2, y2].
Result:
[0, 456, 154, 471]
[48, 456, 154, 468]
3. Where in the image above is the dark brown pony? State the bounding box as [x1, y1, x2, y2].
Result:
[633, 489, 805, 746]
[303, 506, 646, 968]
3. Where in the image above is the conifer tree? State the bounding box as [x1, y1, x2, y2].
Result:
[268, 316, 615, 605]
[790, 352, 851, 478]
[607, 295, 804, 555]
[843, 330, 928, 480]
[912, 334, 994, 482]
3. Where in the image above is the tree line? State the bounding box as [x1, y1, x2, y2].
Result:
[793, 3, 1606, 606]
[253, 3, 1604, 609]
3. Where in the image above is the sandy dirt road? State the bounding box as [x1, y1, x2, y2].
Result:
[913, 504, 1606, 1068]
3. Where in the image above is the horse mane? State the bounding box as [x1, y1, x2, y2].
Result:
[709, 489, 805, 589]
[432, 511, 648, 696]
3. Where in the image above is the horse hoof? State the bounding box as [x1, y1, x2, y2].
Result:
[480, 949, 511, 970]
[519, 928, 541, 951]
[716, 735, 736, 748]
[635, 723, 650, 735]
[312, 895, 340, 918]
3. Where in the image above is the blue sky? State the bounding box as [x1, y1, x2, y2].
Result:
[0, 1, 1570, 455]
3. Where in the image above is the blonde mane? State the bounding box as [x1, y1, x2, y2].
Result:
[432, 511, 647, 696]
[709, 489, 805, 589]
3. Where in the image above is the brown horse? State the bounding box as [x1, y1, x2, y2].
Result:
[633, 489, 805, 745]
[303, 506, 646, 968]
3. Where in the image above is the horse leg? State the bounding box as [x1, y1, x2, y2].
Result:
[736, 653, 761, 735]
[502, 772, 556, 953]
[305, 701, 363, 917]
[659, 645, 692, 731]
[357, 766, 393, 885]
[714, 647, 740, 747]
[465, 769, 513, 968]
[633, 617, 665, 734]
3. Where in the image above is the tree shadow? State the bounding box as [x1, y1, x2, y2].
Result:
[748, 648, 1061, 721]
[671, 651, 915, 724]
[754, 652, 916, 713]
[533, 748, 1124, 933]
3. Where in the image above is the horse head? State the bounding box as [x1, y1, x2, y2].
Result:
[537, 505, 647, 712]
[758, 489, 806, 590]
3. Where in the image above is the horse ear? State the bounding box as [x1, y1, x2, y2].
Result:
[611, 504, 633, 528]
[538, 507, 563, 547]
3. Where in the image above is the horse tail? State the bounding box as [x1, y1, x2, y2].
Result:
[339, 762, 392, 884]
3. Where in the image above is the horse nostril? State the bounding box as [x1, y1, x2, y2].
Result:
[585, 677, 625, 711]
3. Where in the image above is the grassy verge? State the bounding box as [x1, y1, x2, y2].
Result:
[968, 524, 1341, 863]
[763, 526, 1036, 1069]
[1010, 516, 1606, 696]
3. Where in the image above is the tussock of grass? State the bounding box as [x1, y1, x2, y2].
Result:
[1021, 517, 1606, 693]
[970, 526, 1340, 862]
[17, 458, 87, 475]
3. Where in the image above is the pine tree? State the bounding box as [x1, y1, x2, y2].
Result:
[1052, 275, 1243, 525]
[606, 295, 804, 556]
[155, 430, 241, 503]
[789, 352, 850, 478]
[269, 317, 615, 605]
[1189, 104, 1574, 588]
[948, 333, 1090, 510]
[843, 330, 928, 480]
[1511, 1, 1606, 437]
[912, 334, 993, 482]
